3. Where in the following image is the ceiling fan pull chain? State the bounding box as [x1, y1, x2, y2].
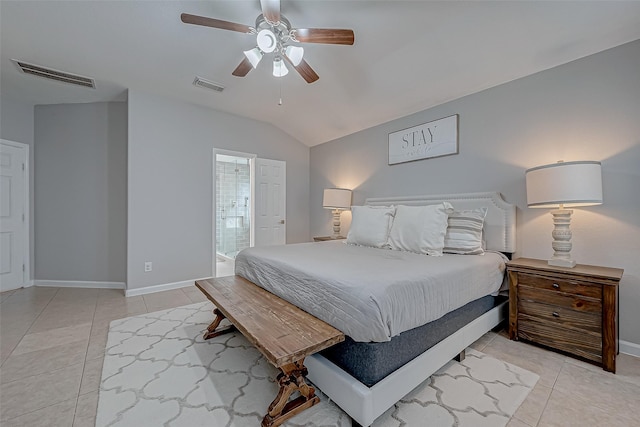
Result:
[278, 78, 283, 106]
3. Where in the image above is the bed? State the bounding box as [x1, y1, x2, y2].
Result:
[235, 192, 516, 426]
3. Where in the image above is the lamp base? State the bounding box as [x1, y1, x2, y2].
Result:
[549, 208, 576, 269]
[332, 209, 342, 238]
[548, 258, 577, 268]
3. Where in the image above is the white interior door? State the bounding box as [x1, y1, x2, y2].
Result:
[254, 158, 286, 247]
[0, 141, 28, 291]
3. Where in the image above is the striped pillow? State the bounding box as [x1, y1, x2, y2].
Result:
[443, 207, 487, 255]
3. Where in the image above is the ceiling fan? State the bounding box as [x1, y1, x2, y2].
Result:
[181, 0, 355, 84]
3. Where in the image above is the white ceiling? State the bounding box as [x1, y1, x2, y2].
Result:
[2, 1, 640, 147]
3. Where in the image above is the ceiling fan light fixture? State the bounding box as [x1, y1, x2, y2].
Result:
[284, 45, 304, 66]
[256, 29, 277, 53]
[273, 57, 288, 77]
[180, 7, 354, 84]
[243, 47, 263, 68]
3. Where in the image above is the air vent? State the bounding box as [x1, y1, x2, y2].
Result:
[12, 59, 95, 88]
[193, 76, 224, 92]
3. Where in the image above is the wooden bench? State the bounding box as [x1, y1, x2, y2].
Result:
[195, 276, 345, 427]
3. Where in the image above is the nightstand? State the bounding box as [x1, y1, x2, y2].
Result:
[313, 236, 346, 242]
[507, 258, 623, 373]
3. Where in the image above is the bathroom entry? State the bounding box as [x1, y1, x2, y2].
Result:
[213, 150, 286, 277]
[215, 152, 253, 262]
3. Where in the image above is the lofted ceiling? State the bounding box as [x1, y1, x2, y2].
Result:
[1, 1, 639, 147]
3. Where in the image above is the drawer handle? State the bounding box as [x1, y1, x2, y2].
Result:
[552, 312, 560, 318]
[552, 283, 560, 289]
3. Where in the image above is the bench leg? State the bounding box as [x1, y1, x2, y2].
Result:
[203, 308, 236, 340]
[261, 359, 320, 427]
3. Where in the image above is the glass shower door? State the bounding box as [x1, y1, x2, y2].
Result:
[215, 154, 251, 259]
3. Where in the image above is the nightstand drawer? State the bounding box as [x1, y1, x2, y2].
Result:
[518, 299, 601, 333]
[518, 314, 602, 363]
[519, 285, 602, 314]
[518, 274, 602, 300]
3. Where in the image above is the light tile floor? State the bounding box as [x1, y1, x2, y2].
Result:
[1, 285, 639, 426]
[0, 286, 209, 426]
[216, 258, 235, 277]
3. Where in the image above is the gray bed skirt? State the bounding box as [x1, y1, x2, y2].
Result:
[320, 295, 507, 387]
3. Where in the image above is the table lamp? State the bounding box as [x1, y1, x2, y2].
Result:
[323, 188, 352, 238]
[525, 160, 602, 268]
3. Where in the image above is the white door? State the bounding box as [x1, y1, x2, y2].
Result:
[0, 141, 28, 291]
[254, 158, 286, 247]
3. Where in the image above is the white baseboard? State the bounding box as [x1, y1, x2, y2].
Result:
[620, 340, 640, 358]
[124, 278, 207, 297]
[34, 280, 125, 289]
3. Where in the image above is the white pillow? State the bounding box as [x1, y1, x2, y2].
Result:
[347, 205, 396, 248]
[388, 203, 453, 256]
[443, 207, 488, 255]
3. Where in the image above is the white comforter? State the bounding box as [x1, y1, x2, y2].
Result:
[235, 241, 507, 342]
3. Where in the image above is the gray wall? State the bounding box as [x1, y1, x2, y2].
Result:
[310, 40, 640, 347]
[0, 95, 35, 280]
[127, 90, 310, 290]
[34, 102, 127, 283]
[0, 95, 34, 145]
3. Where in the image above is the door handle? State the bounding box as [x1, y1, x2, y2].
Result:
[279, 220, 285, 224]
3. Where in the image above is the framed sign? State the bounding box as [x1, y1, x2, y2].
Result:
[388, 114, 458, 165]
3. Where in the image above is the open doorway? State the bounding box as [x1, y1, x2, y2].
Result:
[212, 151, 287, 278]
[214, 151, 255, 277]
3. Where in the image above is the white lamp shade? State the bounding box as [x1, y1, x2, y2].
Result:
[323, 188, 352, 210]
[526, 161, 602, 208]
[285, 45, 304, 66]
[272, 57, 288, 77]
[256, 29, 277, 53]
[243, 47, 263, 68]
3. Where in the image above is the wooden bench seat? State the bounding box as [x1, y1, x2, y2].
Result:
[195, 276, 345, 427]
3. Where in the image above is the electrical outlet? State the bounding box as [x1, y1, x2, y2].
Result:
[144, 262, 152, 272]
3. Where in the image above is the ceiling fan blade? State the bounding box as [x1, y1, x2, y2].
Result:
[181, 13, 252, 34]
[294, 28, 354, 45]
[284, 56, 319, 84]
[232, 58, 253, 77]
[260, 0, 281, 24]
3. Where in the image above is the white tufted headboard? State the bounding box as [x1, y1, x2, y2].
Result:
[365, 191, 516, 253]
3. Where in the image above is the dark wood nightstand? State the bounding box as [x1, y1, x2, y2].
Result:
[507, 258, 623, 373]
[313, 236, 346, 242]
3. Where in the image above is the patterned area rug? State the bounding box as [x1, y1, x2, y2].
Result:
[97, 302, 538, 427]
